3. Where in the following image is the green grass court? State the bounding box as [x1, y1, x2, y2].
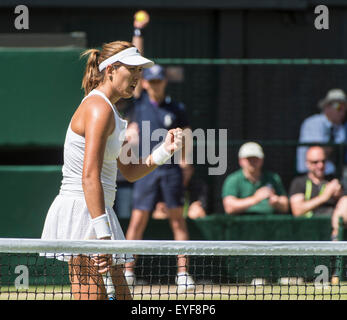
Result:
[1, 283, 347, 300]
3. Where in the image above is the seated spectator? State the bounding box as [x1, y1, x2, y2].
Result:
[185, 177, 208, 219]
[296, 88, 347, 175]
[290, 146, 347, 239]
[222, 142, 289, 215]
[182, 165, 208, 219]
[152, 169, 208, 220]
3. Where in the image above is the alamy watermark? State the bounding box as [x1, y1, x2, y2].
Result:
[314, 5, 329, 30]
[14, 5, 29, 30]
[119, 121, 228, 176]
[14, 265, 29, 290]
[10, 263, 341, 291]
[13, 5, 330, 31]
[314, 265, 330, 287]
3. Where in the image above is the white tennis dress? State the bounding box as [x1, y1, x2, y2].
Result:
[41, 89, 132, 263]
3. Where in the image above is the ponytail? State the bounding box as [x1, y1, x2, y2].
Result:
[81, 49, 102, 96]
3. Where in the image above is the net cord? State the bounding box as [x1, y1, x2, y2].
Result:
[0, 239, 347, 256]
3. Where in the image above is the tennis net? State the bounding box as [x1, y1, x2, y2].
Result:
[0, 239, 347, 300]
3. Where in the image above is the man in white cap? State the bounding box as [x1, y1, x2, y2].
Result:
[296, 88, 347, 175]
[222, 142, 289, 215]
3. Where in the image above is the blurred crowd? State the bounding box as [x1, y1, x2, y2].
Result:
[221, 88, 347, 235]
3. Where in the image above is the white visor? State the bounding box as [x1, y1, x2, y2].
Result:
[98, 47, 154, 72]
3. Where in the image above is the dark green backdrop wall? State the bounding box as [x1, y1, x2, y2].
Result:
[0, 49, 84, 146]
[0, 166, 62, 238]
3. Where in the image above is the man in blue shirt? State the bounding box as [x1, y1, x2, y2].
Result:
[124, 11, 195, 294]
[297, 88, 347, 175]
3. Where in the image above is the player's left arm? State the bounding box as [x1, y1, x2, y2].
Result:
[117, 128, 183, 182]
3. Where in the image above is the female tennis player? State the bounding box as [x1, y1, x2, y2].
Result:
[41, 41, 183, 300]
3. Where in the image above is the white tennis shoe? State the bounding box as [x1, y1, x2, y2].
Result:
[176, 272, 196, 293]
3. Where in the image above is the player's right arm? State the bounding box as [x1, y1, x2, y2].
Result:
[80, 96, 115, 222]
[118, 128, 183, 182]
[79, 97, 116, 273]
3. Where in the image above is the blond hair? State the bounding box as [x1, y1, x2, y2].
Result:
[80, 41, 135, 95]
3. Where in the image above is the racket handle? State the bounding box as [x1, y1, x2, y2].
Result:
[103, 271, 116, 299]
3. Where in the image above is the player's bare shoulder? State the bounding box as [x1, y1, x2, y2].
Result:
[83, 94, 114, 118]
[75, 94, 115, 137]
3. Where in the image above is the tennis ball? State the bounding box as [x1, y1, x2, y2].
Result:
[135, 10, 147, 22]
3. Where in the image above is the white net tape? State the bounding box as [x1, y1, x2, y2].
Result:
[1, 238, 347, 256]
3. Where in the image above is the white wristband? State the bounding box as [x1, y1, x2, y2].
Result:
[92, 213, 112, 239]
[152, 143, 172, 165]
